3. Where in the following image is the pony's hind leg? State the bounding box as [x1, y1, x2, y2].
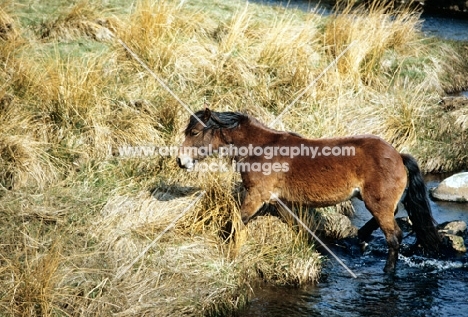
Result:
[363, 199, 403, 273]
[381, 218, 403, 273]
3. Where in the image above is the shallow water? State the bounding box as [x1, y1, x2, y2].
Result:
[457, 90, 468, 98]
[240, 175, 468, 317]
[419, 13, 468, 41]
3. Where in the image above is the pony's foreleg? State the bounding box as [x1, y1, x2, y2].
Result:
[358, 207, 398, 245]
[358, 217, 379, 252]
[358, 217, 379, 242]
[240, 187, 269, 224]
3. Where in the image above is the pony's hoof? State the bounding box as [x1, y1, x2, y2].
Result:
[360, 241, 368, 253]
[383, 264, 396, 274]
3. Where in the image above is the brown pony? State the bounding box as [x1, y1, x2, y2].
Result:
[177, 109, 441, 273]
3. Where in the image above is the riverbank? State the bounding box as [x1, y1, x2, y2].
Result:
[1, 0, 467, 316]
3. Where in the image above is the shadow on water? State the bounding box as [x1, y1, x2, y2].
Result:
[240, 175, 468, 316]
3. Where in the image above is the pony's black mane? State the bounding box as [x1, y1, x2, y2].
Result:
[185, 110, 248, 135]
[185, 110, 304, 138]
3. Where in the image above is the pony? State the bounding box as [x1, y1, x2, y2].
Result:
[177, 108, 441, 273]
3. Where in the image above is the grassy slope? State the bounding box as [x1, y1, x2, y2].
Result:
[0, 0, 467, 316]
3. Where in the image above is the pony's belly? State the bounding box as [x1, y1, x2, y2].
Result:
[281, 187, 360, 207]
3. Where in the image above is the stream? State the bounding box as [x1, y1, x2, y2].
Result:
[250, 0, 468, 41]
[240, 174, 468, 316]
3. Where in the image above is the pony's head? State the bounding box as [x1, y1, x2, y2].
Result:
[177, 108, 246, 169]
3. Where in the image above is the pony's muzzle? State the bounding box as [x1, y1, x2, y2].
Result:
[177, 155, 195, 169]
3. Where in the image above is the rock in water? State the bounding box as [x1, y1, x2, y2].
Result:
[431, 172, 468, 202]
[441, 234, 467, 253]
[438, 220, 467, 253]
[438, 220, 467, 236]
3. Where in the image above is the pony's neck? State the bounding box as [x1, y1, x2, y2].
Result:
[221, 116, 280, 147]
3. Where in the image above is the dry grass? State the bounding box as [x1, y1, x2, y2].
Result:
[324, 1, 422, 86]
[1, 0, 467, 315]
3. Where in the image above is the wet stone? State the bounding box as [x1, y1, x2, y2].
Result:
[430, 172, 468, 202]
[437, 220, 467, 236]
[441, 234, 467, 253]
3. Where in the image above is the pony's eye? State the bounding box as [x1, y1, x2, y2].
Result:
[190, 130, 201, 136]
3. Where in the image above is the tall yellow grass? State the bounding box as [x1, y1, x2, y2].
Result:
[0, 0, 467, 315]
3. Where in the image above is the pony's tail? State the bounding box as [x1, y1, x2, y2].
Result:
[401, 154, 441, 253]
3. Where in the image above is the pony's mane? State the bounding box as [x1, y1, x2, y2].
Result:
[185, 110, 248, 135]
[185, 110, 303, 138]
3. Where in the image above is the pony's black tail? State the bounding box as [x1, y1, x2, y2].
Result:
[401, 154, 441, 253]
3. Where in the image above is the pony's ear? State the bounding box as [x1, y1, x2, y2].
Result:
[202, 108, 212, 122]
